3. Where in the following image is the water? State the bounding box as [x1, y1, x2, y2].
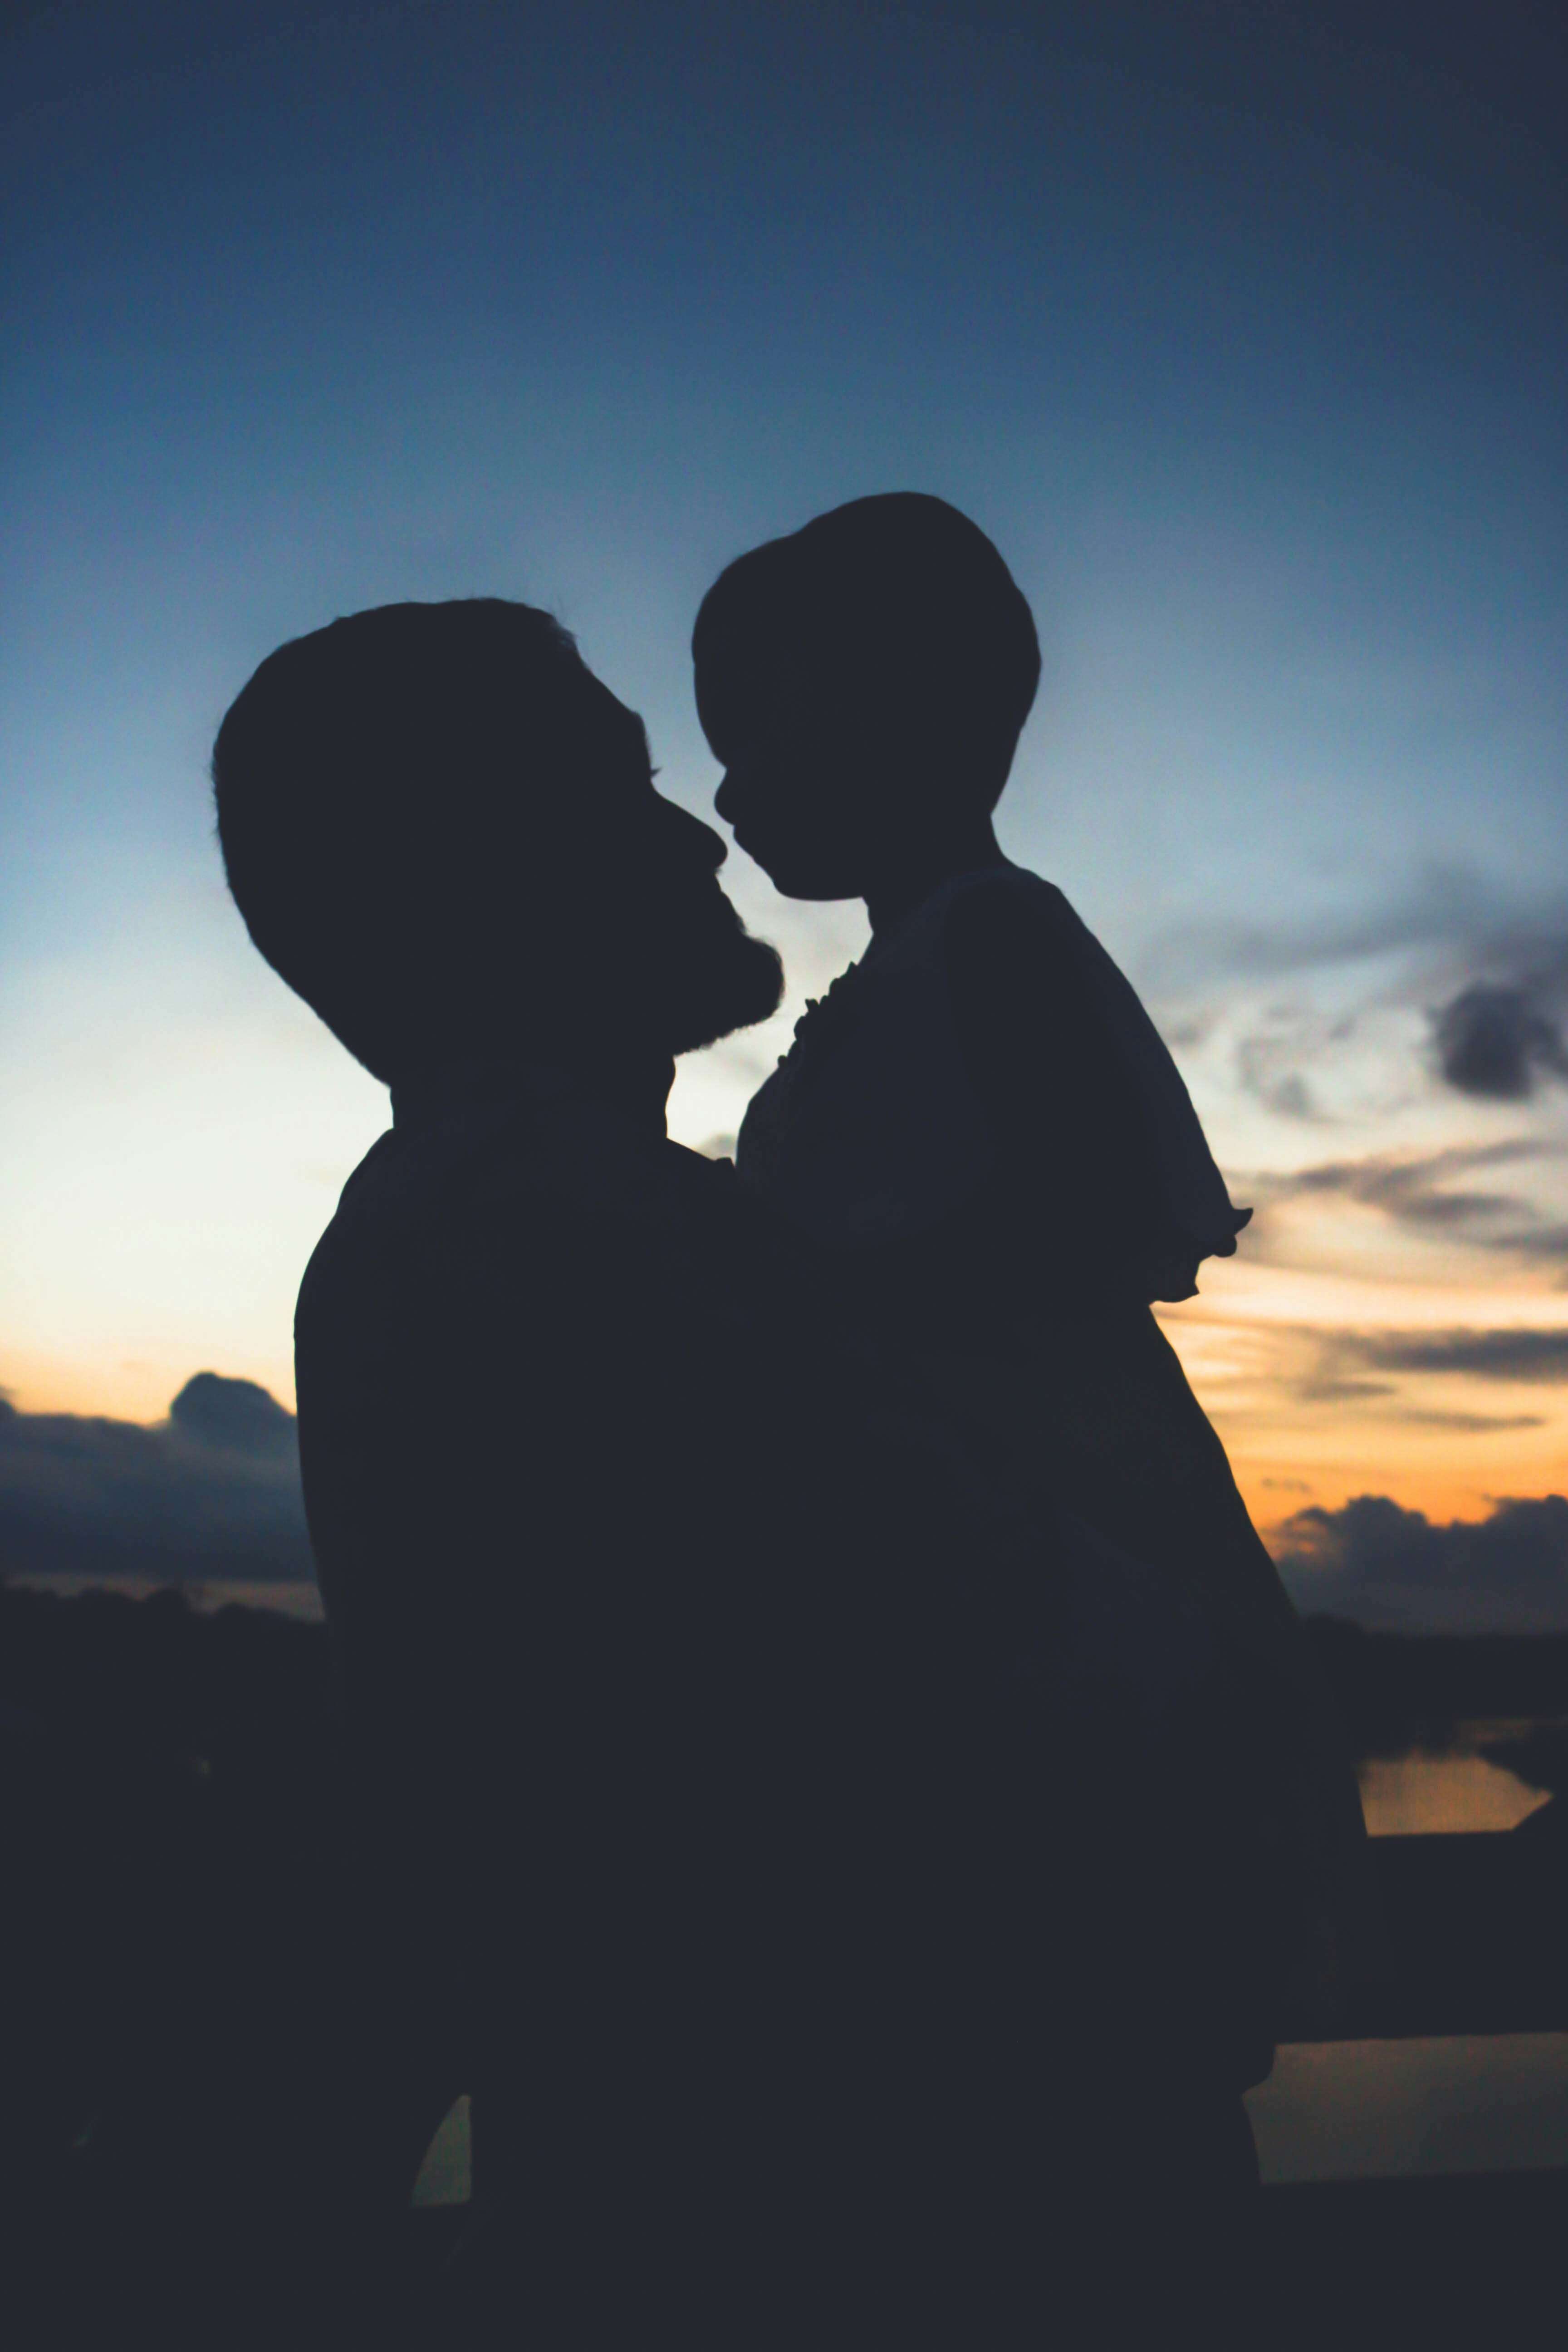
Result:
[408, 1735, 1568, 2206]
[1357, 1731, 1553, 1837]
[411, 2043, 1568, 2199]
[1246, 2035, 1568, 2182]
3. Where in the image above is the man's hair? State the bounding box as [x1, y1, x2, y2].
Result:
[213, 598, 619, 1081]
[692, 492, 1041, 806]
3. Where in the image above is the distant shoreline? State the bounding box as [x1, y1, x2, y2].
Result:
[2, 1570, 324, 1622]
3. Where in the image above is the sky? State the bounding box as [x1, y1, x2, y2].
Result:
[3, 0, 1566, 1625]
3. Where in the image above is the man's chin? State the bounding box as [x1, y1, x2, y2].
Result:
[667, 932, 785, 1057]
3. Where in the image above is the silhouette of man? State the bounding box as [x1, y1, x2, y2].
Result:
[214, 599, 847, 2333]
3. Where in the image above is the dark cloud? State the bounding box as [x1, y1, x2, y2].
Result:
[1274, 1492, 1568, 1633]
[0, 1376, 311, 1584]
[1280, 1321, 1568, 1412]
[1391, 1408, 1546, 1432]
[168, 1372, 297, 1458]
[1294, 1372, 1399, 1405]
[1267, 1314, 1568, 1419]
[1353, 1328, 1568, 1382]
[1432, 979, 1568, 1099]
[1507, 1223, 1568, 1265]
[1145, 882, 1568, 1116]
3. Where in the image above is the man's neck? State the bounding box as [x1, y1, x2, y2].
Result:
[392, 1040, 676, 1139]
[514, 1033, 677, 1137]
[586, 1043, 678, 1137]
[863, 816, 1007, 935]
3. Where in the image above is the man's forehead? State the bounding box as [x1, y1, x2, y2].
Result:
[581, 674, 656, 774]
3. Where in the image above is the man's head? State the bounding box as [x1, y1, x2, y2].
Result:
[693, 493, 1041, 899]
[214, 598, 783, 1083]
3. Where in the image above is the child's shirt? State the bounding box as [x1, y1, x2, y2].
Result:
[736, 861, 1248, 1313]
[736, 862, 1380, 2041]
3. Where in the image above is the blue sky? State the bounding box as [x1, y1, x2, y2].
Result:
[4, 0, 1565, 1573]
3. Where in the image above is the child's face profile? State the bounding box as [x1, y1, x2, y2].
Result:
[699, 649, 885, 902]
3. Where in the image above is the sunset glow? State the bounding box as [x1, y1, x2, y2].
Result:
[4, 3, 1563, 1617]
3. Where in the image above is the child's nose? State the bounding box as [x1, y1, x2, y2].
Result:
[666, 798, 728, 871]
[715, 760, 769, 810]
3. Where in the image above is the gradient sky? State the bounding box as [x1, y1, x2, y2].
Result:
[4, 0, 1566, 1550]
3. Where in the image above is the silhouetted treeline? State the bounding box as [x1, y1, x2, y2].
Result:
[17, 1581, 1568, 1775]
[0, 1576, 333, 1766]
[0, 1578, 344, 2253]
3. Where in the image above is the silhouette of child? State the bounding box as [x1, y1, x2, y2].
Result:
[693, 493, 1375, 2050]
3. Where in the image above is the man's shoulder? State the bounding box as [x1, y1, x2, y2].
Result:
[297, 1110, 764, 1354]
[296, 1117, 582, 1342]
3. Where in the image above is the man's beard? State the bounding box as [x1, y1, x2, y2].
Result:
[660, 890, 785, 1057]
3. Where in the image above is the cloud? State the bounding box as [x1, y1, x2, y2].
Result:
[168, 1371, 298, 1457]
[1506, 1224, 1568, 1264]
[1239, 1141, 1567, 1270]
[1234, 1025, 1328, 1122]
[1147, 869, 1568, 995]
[1389, 1408, 1545, 1432]
[1274, 1321, 1568, 1414]
[1274, 1492, 1568, 1632]
[0, 1374, 311, 1583]
[1253, 1139, 1542, 1211]
[1145, 882, 1568, 1116]
[1432, 978, 1568, 1100]
[1351, 1328, 1568, 1382]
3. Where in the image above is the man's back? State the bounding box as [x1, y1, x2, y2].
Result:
[295, 1066, 813, 2231]
[298, 1063, 767, 1744]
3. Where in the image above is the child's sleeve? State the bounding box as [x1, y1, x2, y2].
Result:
[942, 878, 1161, 1273]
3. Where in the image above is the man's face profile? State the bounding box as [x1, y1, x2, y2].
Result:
[212, 599, 782, 1081]
[572, 676, 785, 1057]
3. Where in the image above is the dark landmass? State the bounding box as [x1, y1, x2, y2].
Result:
[1, 1575, 349, 2334]
[1293, 1617, 1568, 2044]
[8, 1579, 1568, 2339]
[1300, 1615, 1568, 1775]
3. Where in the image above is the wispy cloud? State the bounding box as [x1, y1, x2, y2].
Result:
[1352, 1328, 1568, 1382]
[1261, 1320, 1568, 1413]
[1145, 878, 1568, 1124]
[1390, 1407, 1546, 1431]
[1238, 1141, 1567, 1269]
[1231, 1321, 1568, 1443]
[1145, 866, 1536, 990]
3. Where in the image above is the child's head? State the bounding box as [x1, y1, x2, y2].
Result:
[693, 492, 1040, 899]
